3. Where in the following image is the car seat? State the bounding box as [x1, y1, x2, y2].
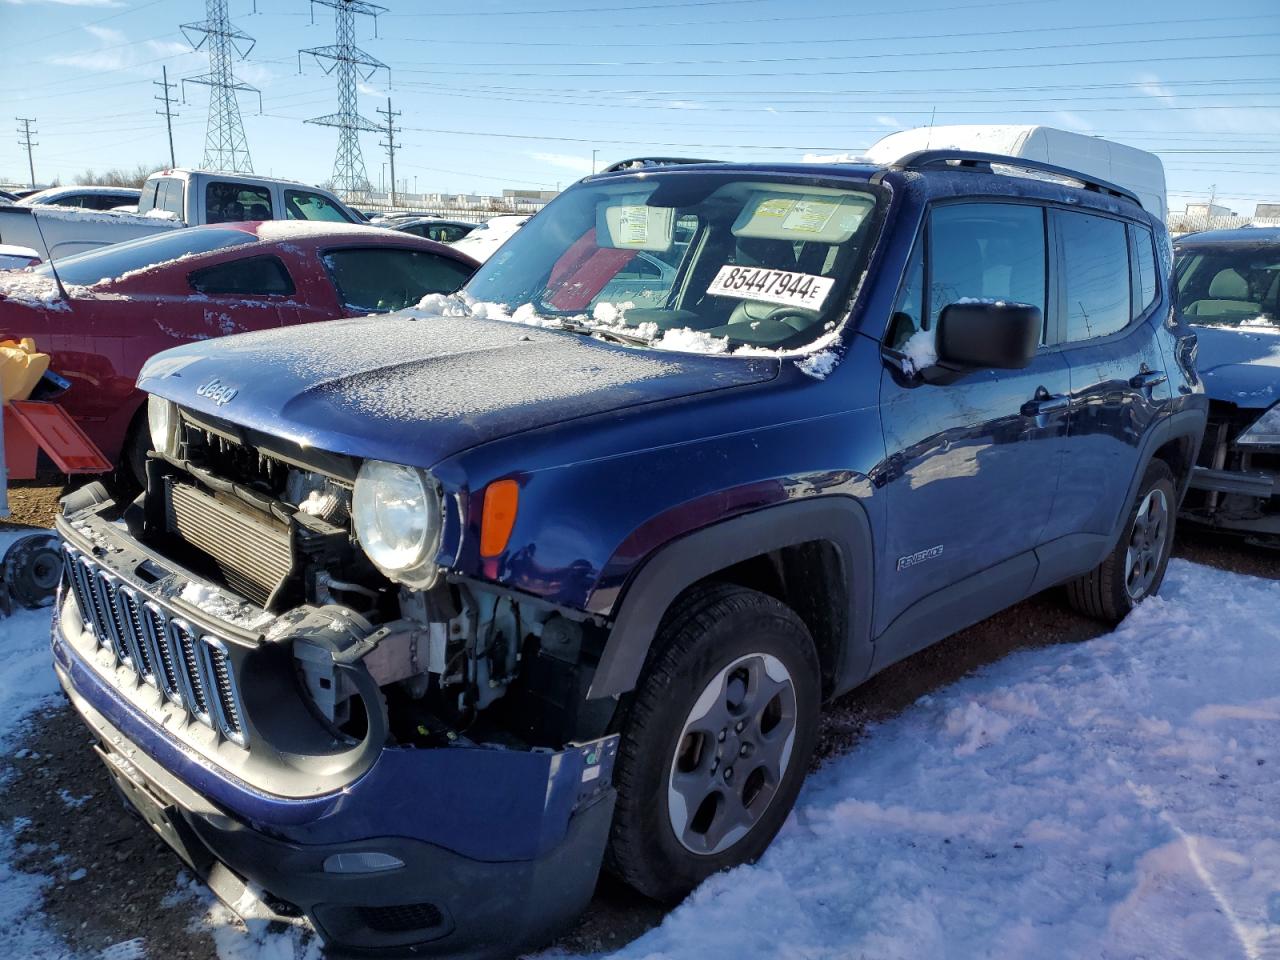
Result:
[1184, 267, 1260, 318]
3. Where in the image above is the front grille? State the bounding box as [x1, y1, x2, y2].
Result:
[164, 481, 293, 608]
[357, 902, 445, 934]
[64, 546, 248, 747]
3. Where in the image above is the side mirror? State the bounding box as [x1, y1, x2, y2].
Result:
[936, 301, 1041, 371]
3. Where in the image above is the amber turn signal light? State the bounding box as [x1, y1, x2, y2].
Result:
[480, 479, 519, 558]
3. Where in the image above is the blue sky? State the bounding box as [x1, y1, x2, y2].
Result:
[3, 0, 1278, 214]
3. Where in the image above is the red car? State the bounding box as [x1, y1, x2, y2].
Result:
[0, 222, 478, 482]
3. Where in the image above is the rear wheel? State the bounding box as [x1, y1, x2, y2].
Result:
[606, 583, 820, 902]
[1066, 459, 1176, 622]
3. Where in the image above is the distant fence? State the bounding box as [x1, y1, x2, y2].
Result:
[345, 193, 550, 221]
[1169, 214, 1280, 236]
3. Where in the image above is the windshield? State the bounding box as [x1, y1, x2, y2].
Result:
[34, 228, 255, 287]
[461, 173, 882, 351]
[1175, 243, 1280, 328]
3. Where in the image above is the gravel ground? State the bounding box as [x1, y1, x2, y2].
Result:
[2, 482, 1275, 958]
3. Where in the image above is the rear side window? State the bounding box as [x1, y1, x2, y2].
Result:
[137, 180, 160, 214]
[189, 256, 294, 296]
[1131, 223, 1158, 318]
[207, 182, 273, 224]
[285, 190, 352, 223]
[928, 202, 1047, 330]
[160, 180, 184, 218]
[323, 248, 475, 313]
[1060, 212, 1131, 341]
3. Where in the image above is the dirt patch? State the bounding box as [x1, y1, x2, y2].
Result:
[2, 478, 63, 530]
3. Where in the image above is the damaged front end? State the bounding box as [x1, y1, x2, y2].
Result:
[52, 402, 620, 957]
[1182, 399, 1280, 547]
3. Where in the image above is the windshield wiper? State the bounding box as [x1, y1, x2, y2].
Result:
[557, 319, 655, 346]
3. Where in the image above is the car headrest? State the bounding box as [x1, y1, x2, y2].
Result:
[1208, 268, 1249, 300]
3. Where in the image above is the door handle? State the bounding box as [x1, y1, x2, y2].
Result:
[1021, 393, 1071, 417]
[1129, 370, 1168, 390]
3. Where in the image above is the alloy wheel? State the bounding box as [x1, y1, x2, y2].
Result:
[666, 652, 798, 856]
[1125, 487, 1169, 601]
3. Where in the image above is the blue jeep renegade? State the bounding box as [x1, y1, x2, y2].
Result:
[54, 152, 1206, 957]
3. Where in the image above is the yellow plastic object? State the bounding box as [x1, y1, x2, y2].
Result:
[0, 338, 49, 404]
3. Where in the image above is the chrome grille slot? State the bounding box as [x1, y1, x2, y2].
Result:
[61, 547, 250, 749]
[164, 481, 292, 608]
[170, 619, 212, 724]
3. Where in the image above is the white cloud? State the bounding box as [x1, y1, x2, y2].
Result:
[84, 24, 125, 43]
[530, 151, 594, 175]
[49, 27, 202, 75]
[875, 115, 902, 129]
[1135, 73, 1177, 102]
[357, 80, 388, 98]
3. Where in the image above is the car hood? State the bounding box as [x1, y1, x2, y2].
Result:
[1191, 323, 1280, 408]
[138, 312, 779, 468]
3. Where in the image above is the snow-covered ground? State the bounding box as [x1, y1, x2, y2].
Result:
[563, 559, 1280, 960]
[0, 554, 1276, 959]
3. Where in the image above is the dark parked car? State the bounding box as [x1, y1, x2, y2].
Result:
[53, 152, 1204, 958]
[391, 217, 480, 244]
[16, 185, 142, 211]
[1174, 226, 1279, 545]
[0, 222, 477, 481]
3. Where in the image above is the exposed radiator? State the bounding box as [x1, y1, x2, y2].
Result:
[164, 481, 293, 608]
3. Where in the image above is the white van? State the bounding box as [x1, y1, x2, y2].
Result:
[864, 125, 1168, 222]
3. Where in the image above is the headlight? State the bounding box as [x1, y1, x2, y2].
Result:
[1238, 403, 1280, 447]
[352, 460, 441, 588]
[147, 395, 179, 458]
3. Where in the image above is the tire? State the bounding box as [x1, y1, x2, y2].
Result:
[112, 412, 150, 496]
[1066, 459, 1177, 623]
[605, 582, 821, 903]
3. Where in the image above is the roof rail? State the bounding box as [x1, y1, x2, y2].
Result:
[599, 156, 719, 174]
[887, 150, 1141, 208]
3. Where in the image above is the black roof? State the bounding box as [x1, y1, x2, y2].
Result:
[1174, 226, 1280, 245]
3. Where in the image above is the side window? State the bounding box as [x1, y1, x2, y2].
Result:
[1059, 212, 1131, 341]
[189, 256, 295, 296]
[323, 248, 475, 313]
[928, 203, 1047, 332]
[1131, 223, 1158, 318]
[887, 239, 924, 349]
[285, 190, 353, 223]
[207, 182, 273, 224]
[161, 180, 185, 218]
[137, 180, 159, 214]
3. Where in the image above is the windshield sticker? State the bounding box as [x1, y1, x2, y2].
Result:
[782, 199, 840, 234]
[707, 264, 835, 311]
[618, 205, 650, 246]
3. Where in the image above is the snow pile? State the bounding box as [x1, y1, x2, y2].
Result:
[900, 328, 938, 374]
[176, 581, 273, 631]
[0, 272, 89, 308]
[586, 559, 1280, 960]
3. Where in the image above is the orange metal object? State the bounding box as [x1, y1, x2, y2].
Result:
[480, 479, 520, 558]
[6, 401, 113, 475]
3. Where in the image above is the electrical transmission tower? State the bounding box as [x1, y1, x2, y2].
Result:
[154, 66, 180, 169]
[300, 0, 388, 200]
[182, 0, 260, 173]
[15, 117, 37, 187]
[377, 97, 400, 207]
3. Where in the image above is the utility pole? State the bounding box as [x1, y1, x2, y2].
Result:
[15, 117, 37, 187]
[592, 148, 599, 174]
[154, 66, 179, 168]
[377, 96, 400, 208]
[1206, 184, 1217, 230]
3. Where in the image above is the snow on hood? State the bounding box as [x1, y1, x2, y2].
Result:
[138, 310, 778, 468]
[1191, 322, 1280, 408]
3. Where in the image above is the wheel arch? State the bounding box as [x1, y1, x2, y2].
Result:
[587, 496, 875, 702]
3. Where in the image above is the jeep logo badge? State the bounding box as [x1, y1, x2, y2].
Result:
[196, 378, 239, 406]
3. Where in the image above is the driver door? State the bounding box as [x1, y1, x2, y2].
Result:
[876, 200, 1071, 647]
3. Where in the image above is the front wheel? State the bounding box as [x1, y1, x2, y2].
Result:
[605, 583, 820, 902]
[1066, 459, 1177, 622]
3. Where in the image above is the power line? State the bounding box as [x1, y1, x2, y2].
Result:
[154, 65, 180, 169]
[182, 0, 259, 173]
[15, 117, 38, 188]
[301, 0, 388, 198]
[377, 97, 401, 206]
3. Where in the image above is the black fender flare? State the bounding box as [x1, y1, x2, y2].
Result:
[586, 496, 875, 700]
[1110, 406, 1207, 545]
